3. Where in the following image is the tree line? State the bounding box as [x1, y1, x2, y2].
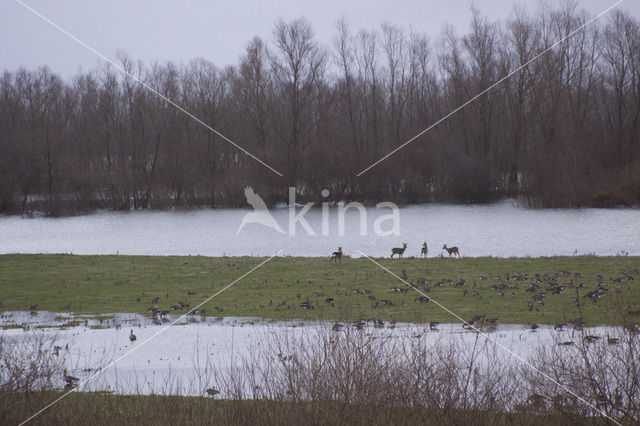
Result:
[1, 3, 639, 215]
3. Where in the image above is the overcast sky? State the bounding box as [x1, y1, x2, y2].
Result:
[1, 0, 638, 78]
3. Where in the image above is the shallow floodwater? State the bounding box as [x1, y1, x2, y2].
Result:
[1, 311, 619, 397]
[0, 201, 638, 257]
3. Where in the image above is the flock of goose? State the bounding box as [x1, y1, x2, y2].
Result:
[316, 264, 640, 340]
[135, 293, 225, 326]
[116, 261, 639, 340]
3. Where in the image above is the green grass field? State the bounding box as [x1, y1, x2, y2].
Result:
[0, 254, 639, 325]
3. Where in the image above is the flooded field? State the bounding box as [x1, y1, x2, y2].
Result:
[0, 311, 622, 397]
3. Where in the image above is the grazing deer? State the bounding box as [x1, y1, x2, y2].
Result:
[421, 242, 428, 258]
[331, 247, 343, 262]
[442, 244, 460, 257]
[391, 243, 407, 258]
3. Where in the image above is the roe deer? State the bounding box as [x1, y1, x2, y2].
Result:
[391, 243, 407, 258]
[331, 247, 343, 262]
[442, 244, 460, 257]
[421, 242, 428, 258]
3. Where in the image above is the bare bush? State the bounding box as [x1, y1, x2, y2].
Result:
[4, 320, 639, 424]
[524, 325, 640, 423]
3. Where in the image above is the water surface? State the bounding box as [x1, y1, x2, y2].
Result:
[1, 311, 620, 397]
[1, 201, 638, 257]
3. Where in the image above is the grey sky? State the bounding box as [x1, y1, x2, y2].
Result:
[1, 0, 638, 78]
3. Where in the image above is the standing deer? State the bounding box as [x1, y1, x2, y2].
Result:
[391, 243, 407, 258]
[421, 242, 428, 258]
[330, 247, 343, 262]
[442, 244, 460, 257]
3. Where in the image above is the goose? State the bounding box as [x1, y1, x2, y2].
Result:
[352, 319, 365, 330]
[129, 330, 137, 342]
[470, 315, 485, 323]
[529, 323, 540, 330]
[429, 321, 440, 331]
[205, 388, 220, 397]
[368, 317, 384, 328]
[29, 301, 38, 311]
[388, 316, 397, 328]
[63, 369, 79, 385]
[584, 335, 600, 343]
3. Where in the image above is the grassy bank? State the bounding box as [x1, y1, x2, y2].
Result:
[2, 391, 616, 426]
[0, 254, 638, 325]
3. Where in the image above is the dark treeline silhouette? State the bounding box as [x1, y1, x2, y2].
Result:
[1, 3, 640, 215]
